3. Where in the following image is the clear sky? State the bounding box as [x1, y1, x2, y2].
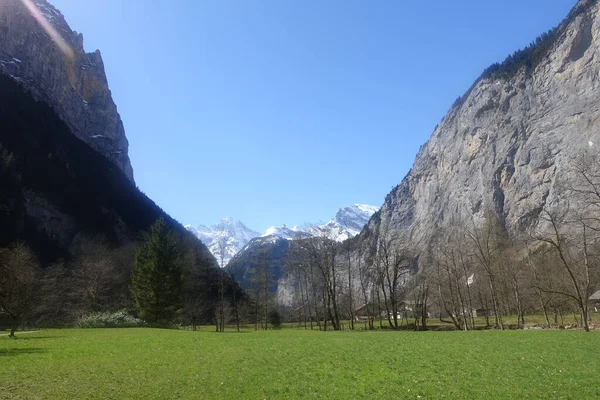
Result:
[50, 0, 576, 232]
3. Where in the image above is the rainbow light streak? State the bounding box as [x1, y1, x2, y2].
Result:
[20, 0, 75, 60]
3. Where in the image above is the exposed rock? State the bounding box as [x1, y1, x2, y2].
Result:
[227, 235, 292, 291]
[359, 0, 600, 256]
[0, 0, 133, 180]
[0, 73, 215, 268]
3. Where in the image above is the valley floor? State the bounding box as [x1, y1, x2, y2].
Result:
[1, 328, 599, 399]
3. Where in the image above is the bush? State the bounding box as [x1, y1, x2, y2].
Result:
[268, 310, 282, 330]
[76, 310, 146, 329]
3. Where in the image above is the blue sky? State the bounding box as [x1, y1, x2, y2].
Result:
[51, 0, 576, 232]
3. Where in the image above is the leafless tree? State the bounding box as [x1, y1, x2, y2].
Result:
[215, 233, 228, 332]
[70, 236, 122, 314]
[292, 236, 342, 330]
[356, 245, 375, 330]
[534, 209, 595, 331]
[373, 230, 410, 330]
[466, 211, 506, 330]
[343, 240, 355, 330]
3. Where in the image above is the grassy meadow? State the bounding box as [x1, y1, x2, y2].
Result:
[1, 328, 599, 399]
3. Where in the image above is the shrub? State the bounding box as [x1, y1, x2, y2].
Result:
[268, 310, 283, 330]
[76, 310, 146, 329]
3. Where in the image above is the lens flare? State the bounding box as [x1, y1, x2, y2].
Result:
[20, 0, 75, 60]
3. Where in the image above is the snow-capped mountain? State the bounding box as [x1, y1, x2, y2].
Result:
[184, 217, 260, 267]
[262, 225, 305, 240]
[186, 204, 379, 267]
[314, 204, 380, 241]
[263, 204, 379, 242]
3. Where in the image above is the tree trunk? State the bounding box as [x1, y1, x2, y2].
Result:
[540, 298, 550, 328]
[488, 277, 504, 330]
[9, 315, 18, 338]
[348, 263, 354, 331]
[581, 306, 590, 332]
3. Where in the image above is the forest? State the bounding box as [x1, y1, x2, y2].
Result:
[262, 149, 600, 333]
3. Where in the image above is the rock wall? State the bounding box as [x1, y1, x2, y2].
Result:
[0, 0, 133, 180]
[362, 0, 600, 254]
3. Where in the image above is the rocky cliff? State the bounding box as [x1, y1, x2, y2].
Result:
[0, 73, 216, 269]
[0, 0, 133, 180]
[360, 0, 600, 254]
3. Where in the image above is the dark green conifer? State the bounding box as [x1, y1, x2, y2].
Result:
[131, 218, 183, 325]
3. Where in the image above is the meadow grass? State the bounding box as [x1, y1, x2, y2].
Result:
[1, 328, 599, 399]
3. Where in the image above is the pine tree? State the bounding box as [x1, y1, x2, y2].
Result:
[130, 218, 183, 326]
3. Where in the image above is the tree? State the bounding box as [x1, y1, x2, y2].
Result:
[249, 250, 275, 330]
[534, 210, 595, 331]
[466, 211, 507, 330]
[179, 235, 216, 330]
[374, 230, 410, 330]
[70, 236, 122, 314]
[0, 242, 39, 337]
[215, 233, 228, 332]
[343, 240, 356, 330]
[268, 309, 283, 330]
[130, 218, 183, 326]
[302, 236, 342, 331]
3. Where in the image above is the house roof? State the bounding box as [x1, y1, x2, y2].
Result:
[590, 290, 600, 301]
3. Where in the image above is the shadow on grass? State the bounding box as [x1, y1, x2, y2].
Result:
[0, 348, 46, 357]
[13, 336, 65, 341]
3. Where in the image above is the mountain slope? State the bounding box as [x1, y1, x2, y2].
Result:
[185, 218, 260, 267]
[308, 204, 380, 241]
[228, 236, 292, 291]
[0, 0, 133, 180]
[0, 74, 216, 268]
[187, 204, 379, 266]
[360, 0, 600, 258]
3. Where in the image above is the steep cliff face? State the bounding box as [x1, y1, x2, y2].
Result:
[0, 74, 215, 268]
[361, 0, 600, 253]
[0, 0, 133, 180]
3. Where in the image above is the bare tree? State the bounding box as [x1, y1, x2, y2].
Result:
[371, 226, 411, 330]
[344, 240, 355, 330]
[293, 236, 342, 330]
[70, 236, 122, 314]
[535, 209, 595, 331]
[215, 233, 228, 332]
[466, 212, 506, 330]
[527, 248, 561, 328]
[356, 245, 375, 330]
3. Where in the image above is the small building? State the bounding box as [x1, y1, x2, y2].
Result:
[590, 290, 600, 312]
[353, 304, 375, 321]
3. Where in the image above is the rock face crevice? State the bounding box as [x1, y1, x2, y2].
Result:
[0, 0, 133, 180]
[360, 0, 600, 256]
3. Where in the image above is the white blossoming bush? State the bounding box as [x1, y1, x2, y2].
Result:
[76, 310, 146, 328]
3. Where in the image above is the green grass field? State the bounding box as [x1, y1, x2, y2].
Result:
[2, 328, 599, 399]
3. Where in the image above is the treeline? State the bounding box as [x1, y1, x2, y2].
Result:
[0, 216, 245, 336]
[0, 74, 237, 334]
[452, 0, 592, 109]
[279, 149, 600, 332]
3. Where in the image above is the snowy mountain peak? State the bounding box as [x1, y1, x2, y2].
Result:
[262, 225, 305, 240]
[185, 217, 260, 267]
[186, 204, 379, 267]
[312, 204, 379, 241]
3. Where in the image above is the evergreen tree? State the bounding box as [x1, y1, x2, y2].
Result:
[130, 218, 183, 325]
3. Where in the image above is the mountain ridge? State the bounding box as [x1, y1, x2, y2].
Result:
[186, 204, 379, 267]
